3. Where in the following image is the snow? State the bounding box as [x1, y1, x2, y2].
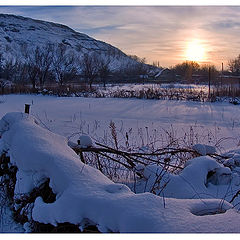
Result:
[78, 135, 93, 148]
[135, 156, 238, 202]
[1, 112, 240, 233]
[1, 94, 240, 232]
[0, 94, 240, 151]
[192, 144, 216, 156]
[98, 82, 208, 95]
[154, 69, 164, 78]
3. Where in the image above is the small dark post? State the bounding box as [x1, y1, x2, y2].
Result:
[24, 104, 30, 114]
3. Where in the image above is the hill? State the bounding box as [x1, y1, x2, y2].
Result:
[0, 13, 157, 73]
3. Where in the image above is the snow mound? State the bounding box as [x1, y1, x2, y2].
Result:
[136, 156, 236, 201]
[192, 144, 216, 156]
[78, 135, 93, 148]
[190, 199, 232, 216]
[1, 112, 240, 233]
[224, 149, 240, 168]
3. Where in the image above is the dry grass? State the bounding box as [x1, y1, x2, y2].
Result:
[1, 83, 240, 104]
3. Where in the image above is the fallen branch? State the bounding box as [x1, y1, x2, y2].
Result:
[69, 141, 196, 171]
[69, 141, 232, 176]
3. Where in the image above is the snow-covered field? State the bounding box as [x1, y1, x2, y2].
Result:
[1, 94, 240, 233]
[0, 94, 239, 150]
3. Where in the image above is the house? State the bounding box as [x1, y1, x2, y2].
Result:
[154, 68, 177, 82]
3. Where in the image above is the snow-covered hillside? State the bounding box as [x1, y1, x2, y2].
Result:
[0, 13, 151, 71]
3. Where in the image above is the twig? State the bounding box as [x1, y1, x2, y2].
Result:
[97, 152, 133, 170]
[229, 190, 240, 203]
[79, 152, 85, 164]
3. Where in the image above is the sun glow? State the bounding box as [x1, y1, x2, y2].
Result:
[185, 40, 205, 62]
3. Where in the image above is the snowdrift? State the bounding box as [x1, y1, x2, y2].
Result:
[135, 155, 240, 201]
[1, 112, 240, 233]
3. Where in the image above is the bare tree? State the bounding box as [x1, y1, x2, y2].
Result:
[26, 63, 39, 90]
[0, 52, 3, 78]
[228, 54, 240, 75]
[119, 55, 149, 82]
[98, 55, 111, 87]
[35, 44, 54, 88]
[171, 61, 200, 83]
[52, 44, 78, 86]
[135, 58, 148, 79]
[2, 57, 16, 80]
[0, 79, 8, 94]
[24, 47, 40, 90]
[81, 53, 100, 89]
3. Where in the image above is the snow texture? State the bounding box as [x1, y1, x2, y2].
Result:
[1, 112, 240, 233]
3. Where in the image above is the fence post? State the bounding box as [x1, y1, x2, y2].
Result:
[25, 104, 30, 114]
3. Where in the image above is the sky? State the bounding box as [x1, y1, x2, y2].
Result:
[0, 5, 240, 68]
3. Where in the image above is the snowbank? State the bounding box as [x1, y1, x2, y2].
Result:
[1, 112, 240, 233]
[136, 156, 240, 202]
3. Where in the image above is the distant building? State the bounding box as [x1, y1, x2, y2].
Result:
[220, 75, 240, 86]
[191, 74, 208, 84]
[154, 68, 177, 82]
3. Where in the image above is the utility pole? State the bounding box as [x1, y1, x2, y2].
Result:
[221, 62, 223, 87]
[208, 67, 211, 98]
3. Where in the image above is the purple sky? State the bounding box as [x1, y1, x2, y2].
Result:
[0, 6, 240, 68]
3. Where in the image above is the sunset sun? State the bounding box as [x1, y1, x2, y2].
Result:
[185, 40, 205, 62]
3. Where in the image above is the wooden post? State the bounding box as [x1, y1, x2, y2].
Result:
[25, 104, 30, 114]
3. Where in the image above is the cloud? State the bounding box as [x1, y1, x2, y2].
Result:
[0, 6, 240, 67]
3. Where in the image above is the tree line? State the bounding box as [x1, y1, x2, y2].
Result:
[1, 42, 240, 93]
[169, 54, 240, 84]
[169, 61, 218, 83]
[0, 43, 149, 92]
